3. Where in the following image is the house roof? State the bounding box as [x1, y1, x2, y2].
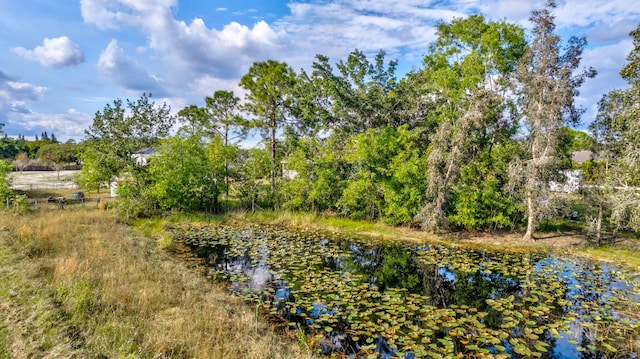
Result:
[572, 150, 592, 164]
[134, 148, 156, 155]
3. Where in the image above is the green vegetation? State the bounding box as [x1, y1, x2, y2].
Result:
[1, 4, 639, 358]
[27, 3, 629, 245]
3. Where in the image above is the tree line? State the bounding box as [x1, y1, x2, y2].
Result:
[3, 1, 638, 242]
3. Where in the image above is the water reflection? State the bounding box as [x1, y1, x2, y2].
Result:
[172, 225, 640, 359]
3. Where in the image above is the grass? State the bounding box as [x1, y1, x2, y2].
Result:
[577, 245, 640, 272]
[0, 208, 309, 358]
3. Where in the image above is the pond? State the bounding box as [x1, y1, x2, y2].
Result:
[170, 223, 640, 358]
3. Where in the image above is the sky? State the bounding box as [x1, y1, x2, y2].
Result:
[1, 0, 638, 144]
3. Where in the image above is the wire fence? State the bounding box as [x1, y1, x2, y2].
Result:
[5, 196, 115, 211]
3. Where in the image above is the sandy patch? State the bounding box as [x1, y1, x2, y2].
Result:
[7, 170, 80, 191]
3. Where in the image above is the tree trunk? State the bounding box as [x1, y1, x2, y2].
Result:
[270, 119, 276, 195]
[224, 129, 229, 202]
[596, 203, 603, 245]
[523, 190, 535, 242]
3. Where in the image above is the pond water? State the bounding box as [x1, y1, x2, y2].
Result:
[171, 224, 640, 359]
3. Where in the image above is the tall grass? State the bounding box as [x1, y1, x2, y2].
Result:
[0, 209, 307, 358]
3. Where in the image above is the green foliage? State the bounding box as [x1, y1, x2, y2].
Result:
[0, 137, 26, 159]
[82, 93, 175, 181]
[205, 90, 248, 144]
[112, 181, 153, 221]
[297, 49, 406, 133]
[447, 141, 523, 230]
[559, 127, 595, 153]
[0, 160, 13, 201]
[240, 60, 297, 196]
[449, 170, 521, 230]
[76, 147, 114, 193]
[145, 133, 221, 213]
[338, 125, 426, 224]
[236, 147, 272, 211]
[416, 14, 525, 231]
[279, 136, 347, 212]
[36, 141, 79, 165]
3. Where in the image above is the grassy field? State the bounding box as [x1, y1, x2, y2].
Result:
[0, 208, 310, 359]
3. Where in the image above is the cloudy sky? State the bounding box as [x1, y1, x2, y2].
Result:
[1, 0, 638, 142]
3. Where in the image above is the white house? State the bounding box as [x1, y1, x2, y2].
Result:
[132, 148, 156, 166]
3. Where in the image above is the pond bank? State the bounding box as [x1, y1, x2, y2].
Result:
[0, 210, 309, 358]
[160, 210, 640, 272]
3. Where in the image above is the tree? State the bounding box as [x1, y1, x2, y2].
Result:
[0, 160, 12, 205]
[279, 135, 348, 213]
[177, 105, 209, 134]
[145, 131, 221, 213]
[236, 147, 271, 211]
[296, 49, 406, 134]
[76, 147, 113, 193]
[205, 91, 247, 145]
[511, 0, 596, 241]
[206, 91, 247, 200]
[36, 141, 79, 165]
[587, 23, 640, 238]
[338, 125, 427, 224]
[240, 60, 297, 197]
[14, 152, 29, 172]
[414, 14, 526, 230]
[82, 93, 175, 183]
[0, 137, 23, 160]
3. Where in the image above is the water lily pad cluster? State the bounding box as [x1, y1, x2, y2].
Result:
[170, 224, 640, 358]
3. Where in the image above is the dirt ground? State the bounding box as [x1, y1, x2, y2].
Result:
[7, 170, 81, 191]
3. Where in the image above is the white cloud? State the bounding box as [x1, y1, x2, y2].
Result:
[9, 109, 93, 140]
[188, 75, 246, 99]
[554, 0, 640, 29]
[98, 39, 167, 96]
[146, 17, 289, 80]
[12, 36, 85, 68]
[77, 0, 638, 128]
[83, 0, 289, 84]
[276, 0, 454, 67]
[80, 0, 177, 29]
[0, 70, 47, 122]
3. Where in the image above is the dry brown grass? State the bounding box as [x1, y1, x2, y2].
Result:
[0, 209, 309, 358]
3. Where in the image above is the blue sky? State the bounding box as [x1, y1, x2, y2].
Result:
[1, 0, 638, 143]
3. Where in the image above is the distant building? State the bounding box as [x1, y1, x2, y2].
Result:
[548, 151, 592, 193]
[281, 160, 298, 180]
[132, 148, 156, 166]
[549, 169, 583, 193]
[110, 178, 126, 197]
[571, 150, 592, 164]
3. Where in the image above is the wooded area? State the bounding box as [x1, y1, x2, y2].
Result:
[2, 2, 639, 242]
